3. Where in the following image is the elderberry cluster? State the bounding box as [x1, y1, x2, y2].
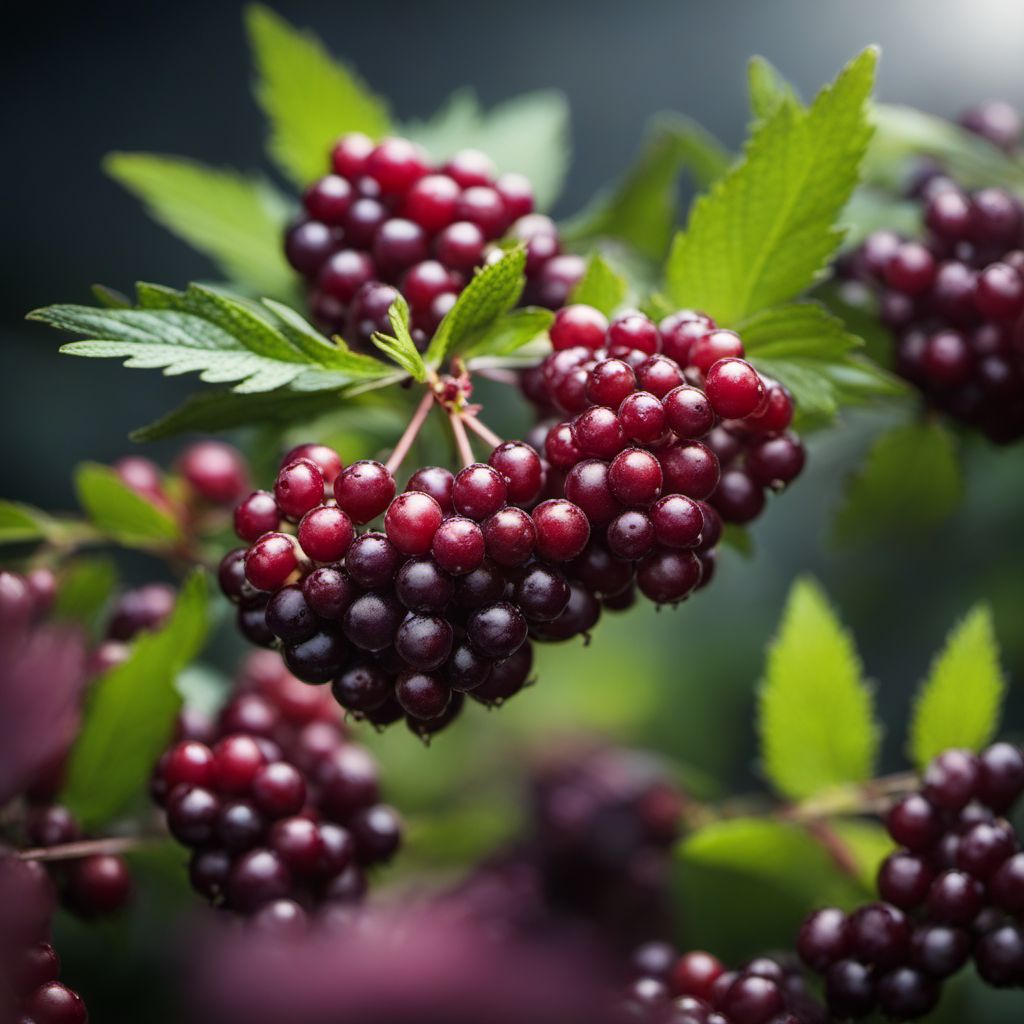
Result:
[524, 305, 806, 591]
[620, 944, 823, 1024]
[284, 133, 583, 348]
[151, 651, 400, 928]
[0, 855, 88, 1024]
[799, 743, 1024, 1019]
[847, 181, 1024, 442]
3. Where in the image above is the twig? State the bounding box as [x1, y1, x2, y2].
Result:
[448, 410, 476, 468]
[18, 835, 156, 862]
[386, 389, 436, 475]
[462, 415, 504, 449]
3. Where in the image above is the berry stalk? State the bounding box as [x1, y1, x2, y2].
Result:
[385, 388, 437, 475]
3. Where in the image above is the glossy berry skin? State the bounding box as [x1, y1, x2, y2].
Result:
[395, 670, 451, 719]
[297, 506, 354, 563]
[663, 385, 715, 439]
[924, 749, 981, 810]
[395, 614, 453, 671]
[671, 951, 726, 1001]
[689, 329, 744, 374]
[607, 313, 660, 356]
[618, 390, 668, 444]
[650, 495, 704, 549]
[180, 441, 249, 504]
[910, 924, 971, 979]
[333, 461, 396, 524]
[482, 507, 537, 567]
[274, 459, 325, 521]
[234, 490, 281, 542]
[245, 533, 299, 591]
[383, 491, 443, 555]
[877, 851, 934, 909]
[659, 443, 720, 501]
[636, 548, 700, 604]
[431, 516, 486, 575]
[23, 982, 88, 1024]
[847, 902, 910, 968]
[887, 793, 944, 851]
[67, 854, 133, 916]
[467, 601, 528, 658]
[532, 499, 590, 561]
[975, 923, 1024, 987]
[746, 434, 805, 489]
[704, 358, 765, 419]
[926, 869, 984, 925]
[876, 967, 939, 1019]
[798, 907, 849, 971]
[824, 959, 876, 1019]
[550, 304, 608, 351]
[488, 441, 544, 505]
[452, 464, 507, 521]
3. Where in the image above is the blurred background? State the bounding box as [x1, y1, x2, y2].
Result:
[3, 2, 1024, 1021]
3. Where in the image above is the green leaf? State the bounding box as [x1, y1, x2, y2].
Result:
[61, 571, 209, 827]
[462, 307, 553, 359]
[426, 247, 527, 366]
[246, 4, 390, 186]
[679, 818, 867, 912]
[404, 89, 570, 210]
[759, 578, 879, 800]
[52, 558, 117, 630]
[721, 524, 754, 558]
[33, 283, 391, 397]
[74, 463, 181, 548]
[748, 56, 802, 121]
[834, 421, 962, 544]
[0, 500, 52, 544]
[909, 606, 1005, 770]
[665, 48, 877, 324]
[130, 387, 366, 441]
[739, 302, 905, 423]
[104, 153, 295, 299]
[570, 252, 629, 315]
[866, 104, 1024, 192]
[371, 298, 428, 381]
[563, 112, 731, 263]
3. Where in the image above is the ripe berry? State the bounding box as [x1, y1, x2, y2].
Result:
[663, 385, 715, 438]
[847, 902, 910, 968]
[876, 967, 940, 1019]
[606, 509, 656, 560]
[444, 148, 496, 187]
[180, 441, 248, 504]
[488, 441, 543, 505]
[395, 613, 453, 671]
[926, 869, 984, 924]
[274, 459, 325, 521]
[23, 982, 88, 1024]
[689, 329, 744, 374]
[405, 465, 455, 512]
[302, 566, 358, 619]
[235, 490, 281, 542]
[712, 469, 765, 524]
[587, 359, 636, 407]
[435, 221, 486, 272]
[549, 305, 608, 351]
[798, 907, 849, 971]
[532, 499, 590, 561]
[482, 507, 537, 567]
[334, 461, 396, 524]
[349, 804, 403, 862]
[636, 548, 700, 604]
[877, 851, 934, 909]
[431, 516, 486, 575]
[607, 312, 660, 356]
[975, 923, 1024, 987]
[285, 220, 338, 275]
[227, 848, 292, 912]
[650, 495, 704, 549]
[365, 137, 427, 195]
[343, 593, 403, 652]
[608, 448, 663, 506]
[251, 761, 306, 818]
[245, 533, 299, 591]
[395, 670, 451, 719]
[924, 749, 981, 810]
[565, 459, 621, 526]
[887, 793, 944, 851]
[345, 532, 401, 589]
[910, 924, 971, 978]
[403, 173, 460, 231]
[166, 785, 220, 846]
[511, 563, 571, 621]
[659, 443, 720, 501]
[467, 601, 528, 658]
[704, 358, 766, 419]
[824, 959, 876, 1018]
[383, 491, 443, 555]
[746, 434, 806, 489]
[452, 463, 507, 521]
[619, 391, 668, 444]
[297, 506, 354, 562]
[456, 185, 508, 238]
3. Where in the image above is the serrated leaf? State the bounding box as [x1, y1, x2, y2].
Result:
[246, 4, 390, 186]
[0, 500, 51, 544]
[52, 558, 117, 632]
[131, 386, 361, 441]
[104, 153, 295, 299]
[748, 56, 802, 122]
[563, 112, 731, 263]
[74, 463, 181, 548]
[759, 578, 879, 800]
[426, 247, 527, 366]
[404, 89, 570, 210]
[371, 298, 428, 381]
[33, 284, 390, 397]
[739, 302, 905, 424]
[462, 307, 553, 359]
[666, 48, 877, 324]
[261, 298, 386, 374]
[570, 252, 628, 315]
[909, 606, 1005, 769]
[834, 420, 962, 544]
[867, 104, 1024, 192]
[61, 571, 209, 827]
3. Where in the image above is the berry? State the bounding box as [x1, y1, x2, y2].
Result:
[245, 533, 299, 591]
[179, 440, 248, 504]
[609, 448, 663, 506]
[365, 137, 427, 195]
[532, 499, 590, 561]
[650, 495, 704, 549]
[488, 441, 544, 506]
[672, 951, 726, 1000]
[467, 601, 528, 658]
[847, 902, 910, 968]
[924, 749, 980, 810]
[482, 506, 537, 567]
[876, 967, 939, 1019]
[887, 793, 944, 851]
[297, 505, 354, 562]
[636, 548, 700, 604]
[704, 358, 765, 419]
[975, 923, 1024, 987]
[403, 174, 460, 232]
[452, 463, 507, 521]
[334, 461, 396, 524]
[550, 305, 609, 351]
[235, 490, 281, 542]
[384, 491, 443, 555]
[659, 443, 720, 501]
[878, 851, 934, 909]
[798, 907, 849, 971]
[395, 614, 453, 671]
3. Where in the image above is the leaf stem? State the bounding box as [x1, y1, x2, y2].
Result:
[386, 389, 436, 475]
[462, 415, 504, 449]
[18, 835, 157, 862]
[448, 410, 476, 468]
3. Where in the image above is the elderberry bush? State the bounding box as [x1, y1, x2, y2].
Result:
[799, 743, 1024, 1019]
[286, 133, 582, 349]
[151, 651, 400, 923]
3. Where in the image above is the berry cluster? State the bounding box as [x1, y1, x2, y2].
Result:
[620, 944, 823, 1024]
[798, 743, 1024, 1019]
[454, 744, 685, 947]
[284, 133, 583, 348]
[1, 854, 88, 1024]
[524, 304, 805, 580]
[959, 99, 1023, 155]
[847, 181, 1024, 442]
[151, 651, 401, 928]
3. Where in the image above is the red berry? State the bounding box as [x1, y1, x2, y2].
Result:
[403, 174, 460, 232]
[180, 441, 249, 504]
[365, 137, 428, 195]
[234, 490, 281, 542]
[689, 329, 744, 373]
[488, 441, 544, 506]
[297, 505, 354, 562]
[532, 499, 590, 561]
[431, 516, 486, 575]
[444, 148, 496, 188]
[549, 304, 608, 351]
[331, 132, 374, 178]
[333, 460, 396, 525]
[384, 491, 444, 555]
[704, 358, 766, 419]
[608, 448, 663, 506]
[274, 458, 325, 521]
[303, 174, 353, 224]
[607, 312, 659, 356]
[245, 533, 299, 591]
[452, 464, 507, 521]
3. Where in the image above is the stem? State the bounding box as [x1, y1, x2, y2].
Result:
[462, 415, 504, 449]
[804, 820, 862, 882]
[448, 410, 476, 468]
[19, 835, 155, 862]
[474, 367, 520, 387]
[386, 389, 436, 475]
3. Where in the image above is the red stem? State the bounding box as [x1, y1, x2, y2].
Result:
[462, 415, 504, 449]
[386, 389, 436, 474]
[448, 411, 476, 468]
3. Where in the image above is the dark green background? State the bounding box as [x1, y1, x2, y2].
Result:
[3, 2, 1023, 1021]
